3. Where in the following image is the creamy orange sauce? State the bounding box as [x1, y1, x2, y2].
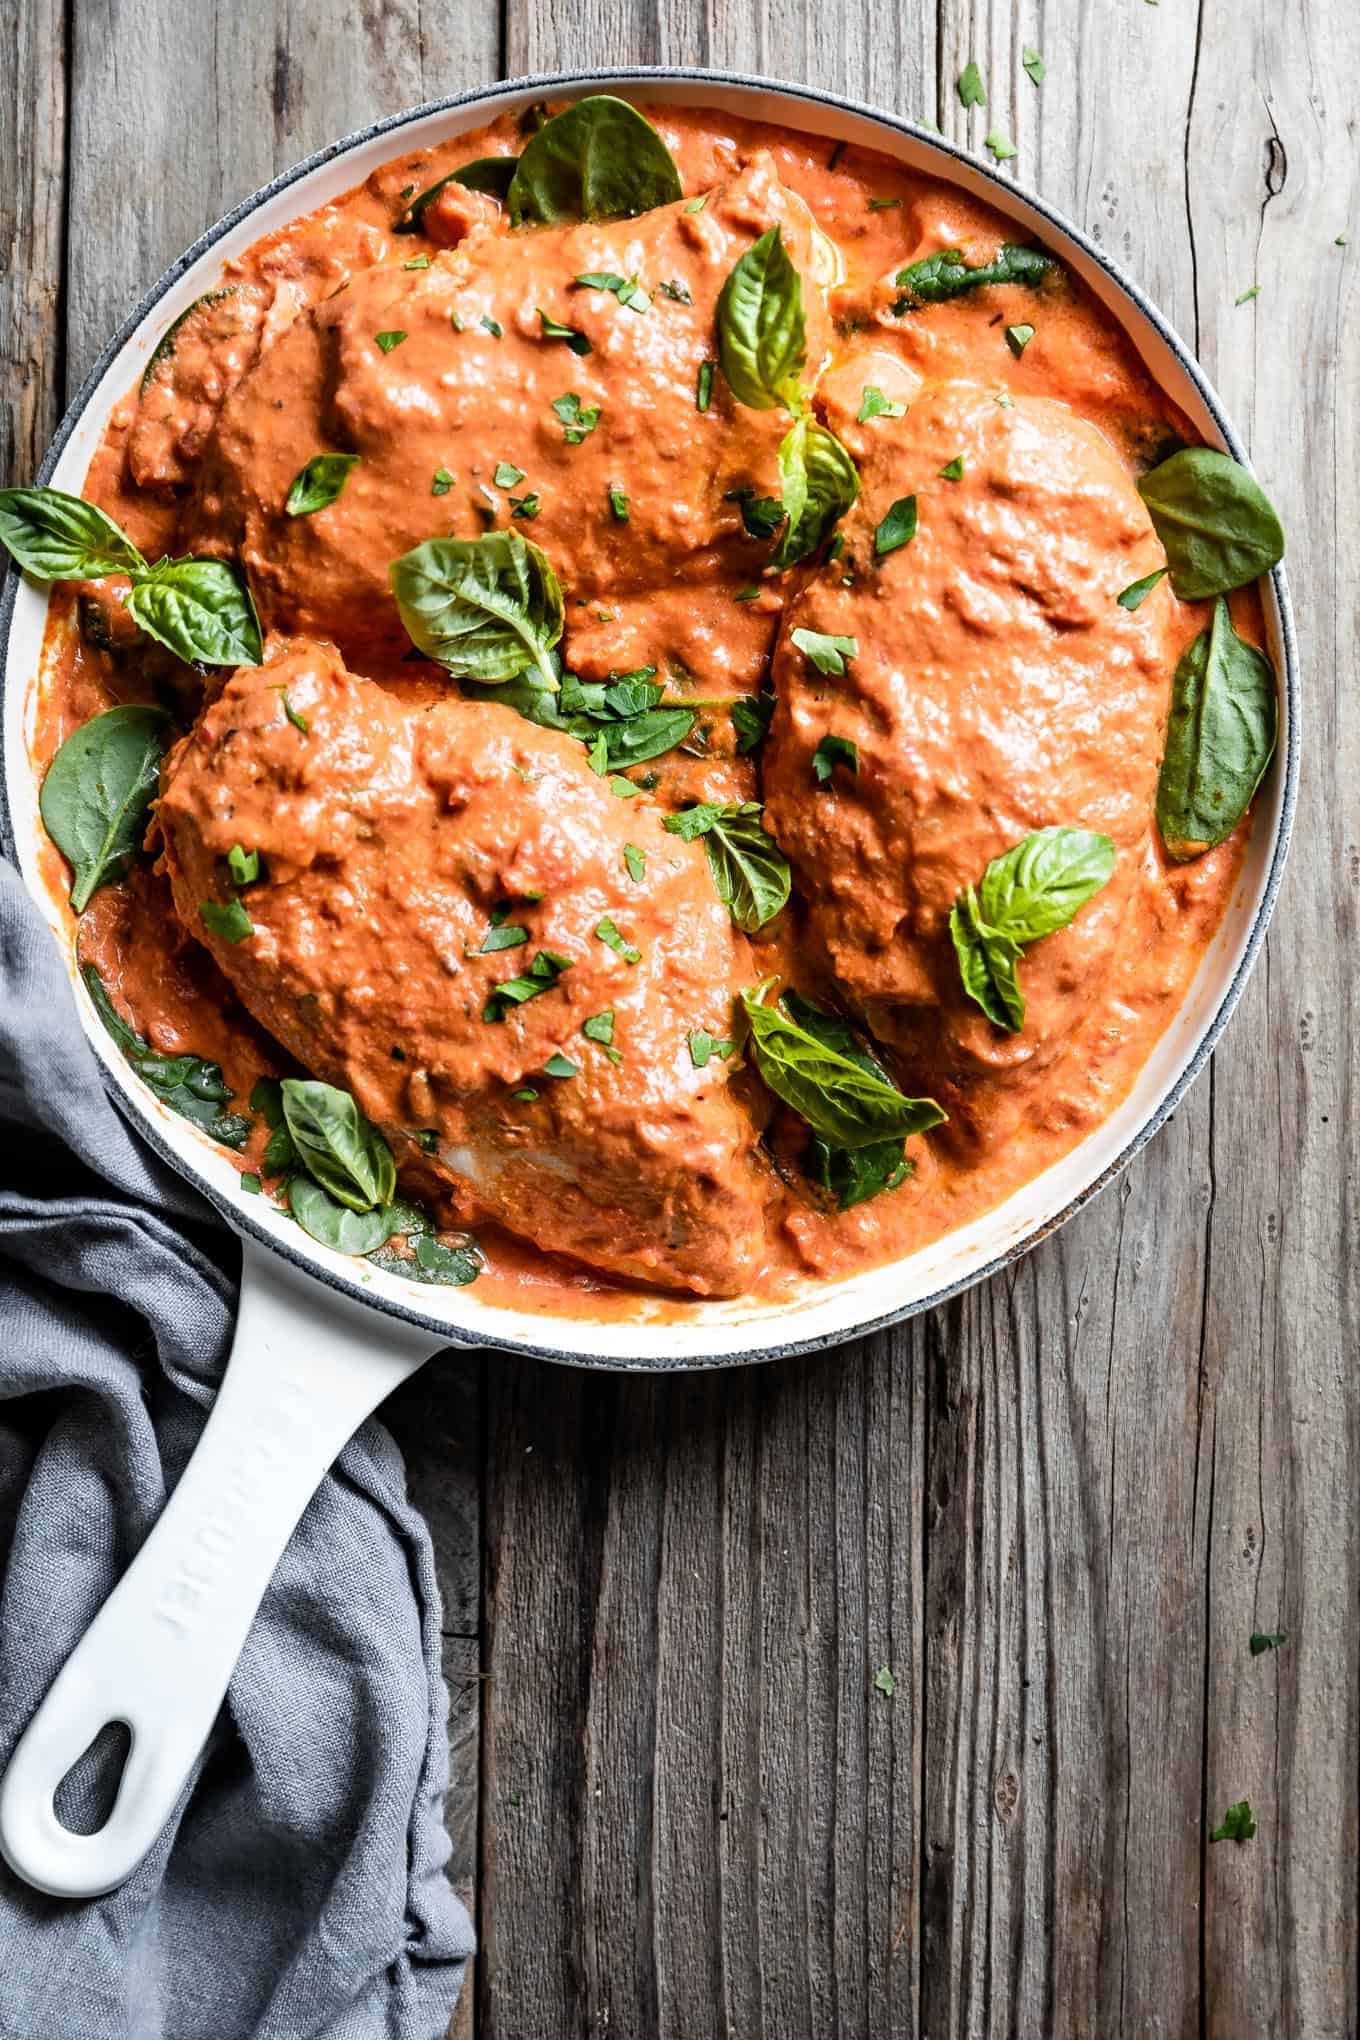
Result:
[31, 102, 1259, 1319]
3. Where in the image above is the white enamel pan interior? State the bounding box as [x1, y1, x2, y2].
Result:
[0, 70, 1296, 1898]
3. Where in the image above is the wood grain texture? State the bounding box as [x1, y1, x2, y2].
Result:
[2, 4, 1355, 2037]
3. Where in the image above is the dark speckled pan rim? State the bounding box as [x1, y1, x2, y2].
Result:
[0, 67, 1299, 1372]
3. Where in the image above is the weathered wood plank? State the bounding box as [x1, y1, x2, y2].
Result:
[1183, 1, 1360, 2032]
[0, 0, 66, 488]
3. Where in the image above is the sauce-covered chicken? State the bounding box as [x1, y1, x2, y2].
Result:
[765, 374, 1178, 1125]
[156, 637, 769, 1293]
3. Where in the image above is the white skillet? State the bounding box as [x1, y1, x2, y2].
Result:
[0, 69, 1298, 1898]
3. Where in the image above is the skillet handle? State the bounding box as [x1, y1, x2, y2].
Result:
[0, 1235, 445, 1899]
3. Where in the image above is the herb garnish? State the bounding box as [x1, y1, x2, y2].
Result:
[1249, 1631, 1287, 1655]
[1136, 447, 1284, 598]
[732, 693, 774, 754]
[892, 243, 1054, 313]
[374, 330, 407, 353]
[696, 360, 714, 412]
[286, 453, 359, 516]
[199, 898, 254, 944]
[608, 488, 630, 521]
[510, 494, 541, 520]
[687, 1029, 734, 1068]
[1210, 1801, 1257, 1844]
[791, 627, 857, 676]
[950, 826, 1116, 1030]
[480, 315, 503, 338]
[1005, 322, 1035, 356]
[85, 966, 252, 1149]
[1116, 567, 1167, 610]
[595, 916, 641, 963]
[957, 61, 986, 107]
[874, 495, 918, 554]
[662, 802, 791, 932]
[939, 456, 965, 480]
[623, 844, 645, 881]
[281, 690, 309, 733]
[658, 278, 692, 304]
[390, 530, 564, 691]
[1023, 46, 1047, 85]
[432, 467, 455, 495]
[812, 734, 859, 784]
[506, 95, 683, 227]
[538, 309, 593, 356]
[543, 1052, 579, 1079]
[484, 948, 573, 1022]
[857, 385, 907, 422]
[227, 845, 259, 886]
[742, 981, 945, 1149]
[725, 487, 786, 540]
[575, 270, 650, 311]
[582, 1010, 622, 1061]
[493, 461, 526, 490]
[552, 392, 601, 442]
[985, 130, 1018, 162]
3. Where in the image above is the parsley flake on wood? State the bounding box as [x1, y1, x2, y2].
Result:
[1022, 46, 1047, 85]
[1235, 285, 1261, 305]
[957, 61, 986, 108]
[1210, 1801, 1257, 1844]
[873, 1666, 896, 1696]
[732, 692, 774, 754]
[986, 130, 1019, 162]
[1250, 1630, 1288, 1655]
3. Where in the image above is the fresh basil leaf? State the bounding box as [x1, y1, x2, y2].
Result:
[732, 693, 774, 755]
[949, 885, 1025, 1030]
[484, 947, 572, 1022]
[791, 627, 857, 676]
[390, 530, 564, 690]
[290, 1175, 396, 1255]
[0, 486, 146, 581]
[125, 558, 264, 667]
[199, 897, 254, 944]
[662, 801, 790, 932]
[857, 385, 906, 422]
[394, 158, 518, 232]
[286, 453, 359, 517]
[950, 827, 1116, 1029]
[1117, 567, 1167, 610]
[506, 95, 683, 226]
[1155, 597, 1277, 859]
[588, 707, 694, 771]
[957, 61, 986, 107]
[716, 226, 807, 412]
[280, 1078, 397, 1211]
[724, 487, 786, 540]
[741, 983, 945, 1148]
[1137, 447, 1284, 598]
[893, 243, 1054, 313]
[875, 494, 918, 555]
[977, 825, 1117, 942]
[39, 704, 167, 912]
[140, 288, 237, 394]
[83, 964, 250, 1148]
[812, 734, 859, 784]
[773, 418, 860, 568]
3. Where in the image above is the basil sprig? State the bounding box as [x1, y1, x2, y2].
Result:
[714, 229, 860, 567]
[783, 994, 914, 1209]
[1136, 448, 1284, 599]
[83, 965, 250, 1148]
[506, 95, 683, 227]
[892, 243, 1054, 314]
[663, 801, 791, 932]
[950, 826, 1117, 1031]
[39, 704, 167, 911]
[281, 1078, 397, 1212]
[742, 981, 945, 1148]
[0, 486, 262, 666]
[390, 530, 564, 690]
[286, 453, 359, 517]
[1155, 598, 1276, 859]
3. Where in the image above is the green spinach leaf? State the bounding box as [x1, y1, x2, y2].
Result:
[394, 157, 518, 231]
[390, 530, 564, 689]
[0, 486, 146, 580]
[663, 801, 791, 932]
[368, 1203, 482, 1284]
[285, 453, 359, 516]
[140, 288, 237, 393]
[716, 227, 807, 412]
[742, 982, 945, 1148]
[1155, 597, 1277, 858]
[507, 95, 683, 226]
[1136, 447, 1284, 598]
[39, 704, 167, 912]
[280, 1078, 397, 1211]
[83, 965, 251, 1148]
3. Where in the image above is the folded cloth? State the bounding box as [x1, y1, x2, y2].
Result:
[0, 859, 473, 2039]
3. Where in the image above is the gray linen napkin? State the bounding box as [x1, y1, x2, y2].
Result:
[0, 859, 474, 2039]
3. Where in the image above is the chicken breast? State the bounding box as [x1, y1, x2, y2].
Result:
[763, 377, 1179, 1102]
[189, 154, 830, 690]
[157, 637, 770, 1295]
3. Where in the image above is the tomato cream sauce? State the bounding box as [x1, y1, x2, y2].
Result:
[32, 101, 1257, 1319]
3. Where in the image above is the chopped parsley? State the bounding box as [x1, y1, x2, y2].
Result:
[575, 271, 649, 312]
[791, 627, 858, 675]
[543, 1052, 579, 1079]
[582, 1010, 622, 1061]
[813, 733, 860, 785]
[280, 690, 309, 733]
[595, 917, 641, 963]
[479, 314, 503, 338]
[1210, 1801, 1257, 1844]
[483, 948, 572, 1023]
[403, 254, 431, 270]
[939, 456, 966, 480]
[374, 330, 407, 352]
[432, 466, 455, 495]
[684, 195, 707, 214]
[732, 693, 774, 755]
[227, 844, 259, 886]
[200, 897, 254, 944]
[240, 1172, 261, 1194]
[857, 384, 906, 422]
[510, 493, 541, 520]
[493, 461, 525, 489]
[696, 360, 714, 412]
[725, 486, 785, 540]
[512, 1086, 539, 1102]
[874, 495, 918, 555]
[1022, 46, 1047, 86]
[538, 309, 592, 355]
[687, 1029, 734, 1068]
[1006, 322, 1036, 356]
[1235, 285, 1261, 306]
[479, 914, 530, 953]
[609, 487, 630, 521]
[552, 392, 601, 442]
[609, 775, 640, 799]
[872, 1666, 896, 1696]
[957, 61, 986, 108]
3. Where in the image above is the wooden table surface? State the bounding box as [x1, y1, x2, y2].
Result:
[4, 2, 1356, 2033]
